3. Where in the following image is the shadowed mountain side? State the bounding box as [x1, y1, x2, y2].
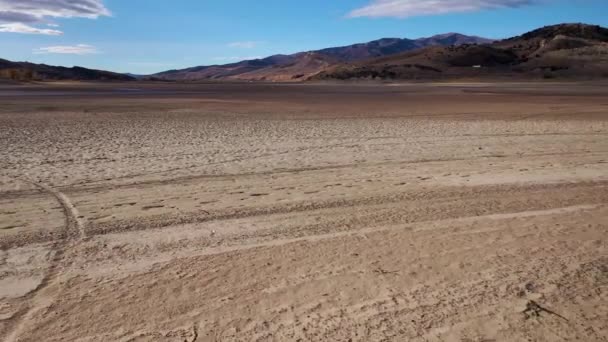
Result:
[0, 59, 135, 81]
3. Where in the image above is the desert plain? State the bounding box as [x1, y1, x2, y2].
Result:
[0, 81, 607, 341]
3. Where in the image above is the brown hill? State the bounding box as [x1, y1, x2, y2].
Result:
[315, 23, 608, 81]
[0, 59, 134, 81]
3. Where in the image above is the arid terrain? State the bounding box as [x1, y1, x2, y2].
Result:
[1, 81, 607, 341]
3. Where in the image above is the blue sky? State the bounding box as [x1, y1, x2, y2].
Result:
[1, 0, 607, 74]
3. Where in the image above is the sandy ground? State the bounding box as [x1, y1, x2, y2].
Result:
[0, 82, 607, 341]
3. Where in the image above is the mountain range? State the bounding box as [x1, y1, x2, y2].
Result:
[153, 33, 492, 81]
[315, 23, 608, 80]
[1, 23, 607, 82]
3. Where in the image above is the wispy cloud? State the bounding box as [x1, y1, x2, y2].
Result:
[127, 62, 177, 68]
[0, 0, 109, 35]
[227, 41, 259, 49]
[212, 56, 263, 62]
[34, 44, 98, 55]
[348, 0, 538, 18]
[0, 22, 61, 35]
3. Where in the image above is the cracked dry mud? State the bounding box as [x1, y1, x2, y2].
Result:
[1, 82, 607, 341]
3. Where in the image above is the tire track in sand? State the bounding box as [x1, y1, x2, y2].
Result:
[32, 182, 85, 239]
[4, 180, 85, 342]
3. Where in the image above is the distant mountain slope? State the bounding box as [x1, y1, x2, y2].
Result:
[0, 59, 134, 81]
[315, 23, 608, 80]
[154, 55, 298, 81]
[314, 33, 492, 62]
[233, 52, 338, 81]
[153, 33, 492, 81]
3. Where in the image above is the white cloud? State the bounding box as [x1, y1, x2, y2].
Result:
[34, 44, 98, 55]
[0, 0, 110, 20]
[227, 41, 259, 49]
[0, 22, 61, 35]
[0, 0, 109, 35]
[348, 0, 537, 18]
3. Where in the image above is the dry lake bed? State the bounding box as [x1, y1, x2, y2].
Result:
[1, 81, 607, 341]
